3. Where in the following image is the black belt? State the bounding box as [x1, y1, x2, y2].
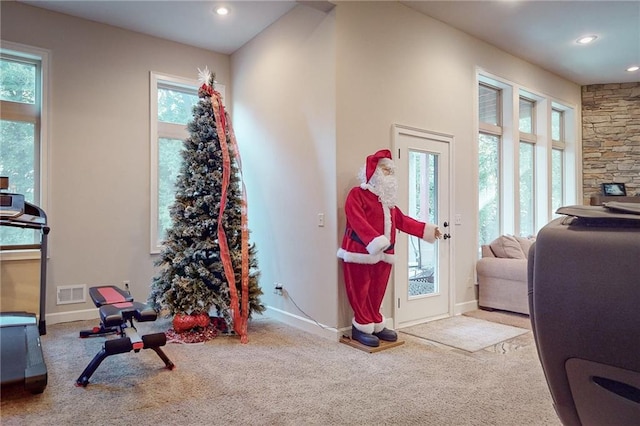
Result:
[347, 229, 393, 251]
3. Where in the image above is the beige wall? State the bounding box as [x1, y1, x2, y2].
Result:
[334, 1, 581, 319]
[2, 1, 582, 335]
[231, 5, 339, 334]
[1, 2, 228, 320]
[232, 0, 581, 333]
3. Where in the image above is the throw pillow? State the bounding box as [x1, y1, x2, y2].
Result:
[490, 235, 525, 259]
[515, 236, 536, 259]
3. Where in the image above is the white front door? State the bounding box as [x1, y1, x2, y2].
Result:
[393, 125, 452, 328]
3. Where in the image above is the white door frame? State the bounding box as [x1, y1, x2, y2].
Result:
[391, 124, 455, 328]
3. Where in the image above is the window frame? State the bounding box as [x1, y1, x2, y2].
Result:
[518, 96, 536, 142]
[518, 95, 536, 237]
[478, 82, 503, 247]
[149, 71, 224, 254]
[0, 41, 50, 260]
[150, 72, 198, 254]
[550, 107, 566, 214]
[476, 71, 578, 248]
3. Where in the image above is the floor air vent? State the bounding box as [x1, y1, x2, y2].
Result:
[56, 285, 86, 305]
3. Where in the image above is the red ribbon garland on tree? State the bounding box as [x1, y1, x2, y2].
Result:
[207, 86, 250, 343]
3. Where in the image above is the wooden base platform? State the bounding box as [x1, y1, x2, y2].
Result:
[340, 335, 405, 353]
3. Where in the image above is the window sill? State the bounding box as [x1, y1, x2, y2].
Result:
[0, 249, 41, 261]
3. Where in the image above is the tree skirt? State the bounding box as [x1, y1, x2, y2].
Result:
[165, 316, 229, 344]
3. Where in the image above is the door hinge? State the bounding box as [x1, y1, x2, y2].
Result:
[398, 148, 401, 159]
[397, 298, 400, 308]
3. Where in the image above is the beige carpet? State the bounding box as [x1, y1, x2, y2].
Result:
[400, 315, 529, 352]
[1, 312, 560, 426]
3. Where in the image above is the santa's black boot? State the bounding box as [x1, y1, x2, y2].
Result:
[351, 327, 380, 347]
[373, 328, 397, 342]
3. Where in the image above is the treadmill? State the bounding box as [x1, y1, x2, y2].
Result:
[0, 177, 49, 394]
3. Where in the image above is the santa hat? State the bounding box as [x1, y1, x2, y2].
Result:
[365, 149, 393, 183]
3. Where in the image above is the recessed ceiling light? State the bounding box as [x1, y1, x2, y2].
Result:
[216, 7, 228, 16]
[627, 66, 640, 72]
[576, 35, 598, 45]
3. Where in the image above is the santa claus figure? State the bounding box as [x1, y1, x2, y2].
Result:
[337, 149, 442, 347]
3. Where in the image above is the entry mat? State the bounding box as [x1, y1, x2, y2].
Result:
[400, 315, 529, 352]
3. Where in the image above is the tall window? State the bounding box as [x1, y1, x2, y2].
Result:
[477, 74, 575, 251]
[149, 72, 224, 253]
[518, 97, 535, 237]
[478, 83, 501, 246]
[0, 42, 49, 251]
[150, 73, 198, 253]
[551, 108, 565, 214]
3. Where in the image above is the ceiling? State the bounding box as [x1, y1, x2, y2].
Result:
[18, 1, 640, 86]
[402, 1, 640, 86]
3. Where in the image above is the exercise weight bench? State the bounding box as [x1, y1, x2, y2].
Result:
[76, 286, 175, 387]
[80, 286, 134, 338]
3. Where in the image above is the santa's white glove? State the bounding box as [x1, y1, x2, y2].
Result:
[367, 235, 391, 255]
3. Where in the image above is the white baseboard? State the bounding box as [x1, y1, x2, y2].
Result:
[455, 299, 479, 315]
[46, 308, 99, 325]
[42, 305, 342, 339]
[43, 302, 479, 335]
[264, 306, 344, 341]
[264, 307, 400, 341]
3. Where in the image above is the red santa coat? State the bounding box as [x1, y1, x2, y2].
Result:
[337, 185, 437, 264]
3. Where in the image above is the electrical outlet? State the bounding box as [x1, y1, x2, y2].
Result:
[123, 280, 130, 293]
[274, 282, 283, 295]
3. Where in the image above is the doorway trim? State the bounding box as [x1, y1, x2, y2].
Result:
[391, 124, 455, 328]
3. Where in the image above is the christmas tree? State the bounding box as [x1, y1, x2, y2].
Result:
[149, 68, 264, 343]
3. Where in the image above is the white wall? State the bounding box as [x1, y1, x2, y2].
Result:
[2, 1, 581, 336]
[335, 1, 580, 318]
[230, 1, 580, 336]
[1, 2, 229, 320]
[231, 5, 339, 335]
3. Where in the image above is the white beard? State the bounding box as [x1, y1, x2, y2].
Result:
[369, 171, 397, 207]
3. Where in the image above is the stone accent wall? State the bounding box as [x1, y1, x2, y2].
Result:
[582, 82, 640, 203]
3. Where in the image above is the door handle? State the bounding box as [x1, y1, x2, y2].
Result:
[441, 222, 451, 239]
